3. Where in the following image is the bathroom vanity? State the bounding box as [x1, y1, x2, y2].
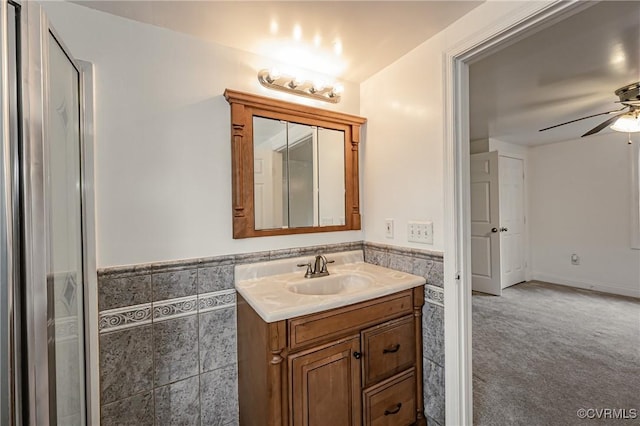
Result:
[235, 251, 427, 426]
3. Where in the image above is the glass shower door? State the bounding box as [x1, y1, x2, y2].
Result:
[45, 30, 86, 425]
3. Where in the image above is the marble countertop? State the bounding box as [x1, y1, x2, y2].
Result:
[235, 250, 426, 323]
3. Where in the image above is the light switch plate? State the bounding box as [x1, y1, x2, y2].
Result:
[408, 221, 433, 244]
[385, 219, 394, 238]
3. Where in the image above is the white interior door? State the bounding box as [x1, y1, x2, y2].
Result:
[471, 152, 501, 295]
[499, 156, 526, 288]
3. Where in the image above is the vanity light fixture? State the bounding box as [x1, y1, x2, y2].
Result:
[257, 68, 342, 103]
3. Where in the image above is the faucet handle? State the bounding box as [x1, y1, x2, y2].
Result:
[297, 262, 313, 278]
[320, 258, 335, 273]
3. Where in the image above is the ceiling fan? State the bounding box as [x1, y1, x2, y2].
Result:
[539, 81, 640, 137]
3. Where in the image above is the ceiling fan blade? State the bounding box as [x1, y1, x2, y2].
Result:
[581, 111, 629, 137]
[539, 106, 626, 132]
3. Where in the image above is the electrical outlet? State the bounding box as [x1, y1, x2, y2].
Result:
[408, 221, 433, 244]
[385, 219, 394, 238]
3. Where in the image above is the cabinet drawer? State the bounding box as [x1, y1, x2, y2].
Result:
[363, 369, 416, 426]
[288, 290, 413, 351]
[362, 315, 415, 387]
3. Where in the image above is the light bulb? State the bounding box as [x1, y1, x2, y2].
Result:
[333, 39, 343, 56]
[288, 76, 303, 89]
[310, 80, 325, 93]
[330, 83, 344, 97]
[268, 67, 281, 82]
[293, 25, 302, 41]
[610, 114, 640, 133]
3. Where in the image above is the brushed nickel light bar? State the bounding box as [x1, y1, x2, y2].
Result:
[257, 68, 343, 103]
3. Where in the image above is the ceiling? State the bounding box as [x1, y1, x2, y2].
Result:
[72, 0, 483, 83]
[70, 1, 639, 147]
[470, 1, 640, 147]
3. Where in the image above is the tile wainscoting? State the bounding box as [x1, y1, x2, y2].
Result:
[363, 242, 445, 426]
[97, 241, 444, 425]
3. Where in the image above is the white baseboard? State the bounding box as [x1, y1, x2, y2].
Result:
[531, 272, 640, 298]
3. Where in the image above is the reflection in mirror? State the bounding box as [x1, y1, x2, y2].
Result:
[253, 117, 287, 230]
[253, 117, 346, 230]
[287, 122, 315, 228]
[318, 128, 345, 226]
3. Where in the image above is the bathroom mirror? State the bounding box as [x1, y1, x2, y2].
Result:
[224, 89, 366, 238]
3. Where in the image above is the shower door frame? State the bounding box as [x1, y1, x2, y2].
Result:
[1, 0, 23, 424]
[18, 1, 98, 424]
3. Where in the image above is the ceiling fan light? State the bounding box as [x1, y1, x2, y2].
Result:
[610, 114, 640, 133]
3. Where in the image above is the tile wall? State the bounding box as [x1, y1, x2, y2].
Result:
[97, 241, 444, 425]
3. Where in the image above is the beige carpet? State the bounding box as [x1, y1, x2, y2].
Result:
[473, 281, 640, 425]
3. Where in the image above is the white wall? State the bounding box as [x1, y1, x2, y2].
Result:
[359, 1, 547, 254]
[529, 133, 640, 297]
[360, 32, 446, 251]
[43, 2, 362, 268]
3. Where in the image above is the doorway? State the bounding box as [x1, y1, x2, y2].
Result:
[442, 1, 596, 424]
[1, 1, 97, 424]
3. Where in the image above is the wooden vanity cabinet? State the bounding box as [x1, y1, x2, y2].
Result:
[237, 286, 426, 426]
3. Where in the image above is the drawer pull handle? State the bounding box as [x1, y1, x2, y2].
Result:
[383, 344, 400, 354]
[353, 351, 362, 359]
[384, 403, 402, 415]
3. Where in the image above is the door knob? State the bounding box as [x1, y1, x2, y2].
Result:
[353, 351, 362, 359]
[500, 227, 508, 232]
[491, 228, 498, 233]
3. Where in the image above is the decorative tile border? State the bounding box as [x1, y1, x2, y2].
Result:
[97, 241, 364, 277]
[98, 289, 237, 333]
[99, 303, 153, 333]
[363, 241, 444, 261]
[425, 284, 444, 307]
[199, 289, 236, 313]
[153, 295, 198, 322]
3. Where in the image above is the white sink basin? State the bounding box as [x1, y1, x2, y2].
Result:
[287, 274, 373, 296]
[234, 250, 426, 322]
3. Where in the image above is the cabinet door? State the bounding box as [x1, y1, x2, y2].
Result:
[289, 337, 362, 426]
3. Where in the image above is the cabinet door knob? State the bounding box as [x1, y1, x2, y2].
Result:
[384, 402, 402, 415]
[353, 351, 362, 359]
[382, 344, 400, 354]
[491, 227, 498, 233]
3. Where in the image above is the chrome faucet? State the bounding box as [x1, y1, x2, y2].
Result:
[297, 255, 335, 278]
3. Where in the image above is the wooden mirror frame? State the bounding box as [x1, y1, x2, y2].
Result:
[224, 89, 366, 239]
